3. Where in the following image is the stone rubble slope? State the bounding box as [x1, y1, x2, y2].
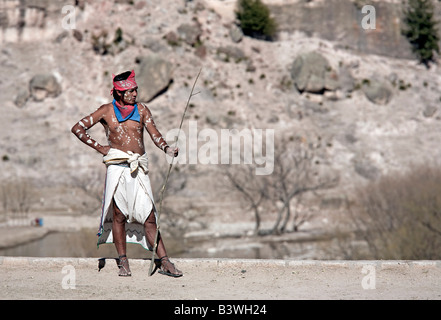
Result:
[0, 0, 440, 220]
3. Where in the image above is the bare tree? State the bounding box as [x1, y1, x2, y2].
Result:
[221, 134, 339, 236]
[221, 163, 269, 235]
[267, 135, 338, 234]
[0, 177, 36, 224]
[70, 170, 106, 214]
[148, 161, 208, 236]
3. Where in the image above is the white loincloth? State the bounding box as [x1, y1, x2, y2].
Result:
[97, 148, 157, 251]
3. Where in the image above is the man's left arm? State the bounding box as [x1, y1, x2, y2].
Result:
[141, 103, 178, 157]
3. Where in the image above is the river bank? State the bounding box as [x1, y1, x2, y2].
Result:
[0, 213, 343, 260]
[0, 213, 99, 250]
[0, 225, 340, 260]
[0, 226, 50, 250]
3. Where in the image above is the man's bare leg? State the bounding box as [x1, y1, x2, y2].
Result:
[144, 210, 183, 277]
[112, 201, 131, 276]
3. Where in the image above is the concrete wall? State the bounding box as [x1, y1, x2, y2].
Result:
[269, 0, 421, 59]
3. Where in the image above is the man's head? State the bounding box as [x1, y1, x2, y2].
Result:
[112, 70, 138, 105]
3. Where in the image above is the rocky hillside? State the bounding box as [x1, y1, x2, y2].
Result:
[1, 0, 441, 226]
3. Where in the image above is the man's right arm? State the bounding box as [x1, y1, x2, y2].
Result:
[71, 105, 110, 155]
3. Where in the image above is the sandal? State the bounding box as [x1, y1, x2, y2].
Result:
[158, 256, 183, 278]
[117, 255, 132, 277]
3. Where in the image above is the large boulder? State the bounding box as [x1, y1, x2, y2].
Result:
[29, 73, 61, 101]
[290, 52, 339, 94]
[361, 78, 393, 105]
[136, 54, 173, 103]
[353, 154, 381, 180]
[216, 45, 246, 63]
[229, 24, 243, 43]
[14, 88, 30, 108]
[177, 22, 202, 47]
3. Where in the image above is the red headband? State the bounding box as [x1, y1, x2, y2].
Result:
[111, 70, 138, 95]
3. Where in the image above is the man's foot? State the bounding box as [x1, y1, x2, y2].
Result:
[117, 255, 132, 276]
[158, 256, 183, 278]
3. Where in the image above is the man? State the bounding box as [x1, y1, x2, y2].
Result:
[71, 70, 182, 277]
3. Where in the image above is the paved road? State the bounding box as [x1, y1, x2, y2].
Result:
[1, 257, 440, 302]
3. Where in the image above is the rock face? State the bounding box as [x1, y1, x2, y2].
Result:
[269, 0, 417, 59]
[1, 0, 441, 221]
[2, 0, 435, 60]
[0, 0, 58, 42]
[135, 55, 173, 103]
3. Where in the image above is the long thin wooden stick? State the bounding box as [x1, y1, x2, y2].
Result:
[148, 68, 201, 276]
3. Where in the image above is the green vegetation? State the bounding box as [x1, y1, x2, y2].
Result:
[113, 27, 123, 44]
[235, 0, 277, 41]
[402, 0, 440, 67]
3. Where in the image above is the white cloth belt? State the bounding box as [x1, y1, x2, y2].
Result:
[103, 148, 149, 173]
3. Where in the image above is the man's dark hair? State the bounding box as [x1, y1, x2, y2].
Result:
[114, 71, 132, 82]
[112, 71, 132, 100]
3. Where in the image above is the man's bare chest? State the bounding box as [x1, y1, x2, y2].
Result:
[105, 116, 144, 138]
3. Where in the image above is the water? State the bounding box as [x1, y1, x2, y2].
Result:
[0, 228, 337, 260]
[0, 229, 163, 259]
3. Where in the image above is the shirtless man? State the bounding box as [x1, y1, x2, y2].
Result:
[71, 70, 182, 277]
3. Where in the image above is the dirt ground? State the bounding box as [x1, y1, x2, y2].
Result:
[1, 222, 441, 303]
[1, 257, 440, 301]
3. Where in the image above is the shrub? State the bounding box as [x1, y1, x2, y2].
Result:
[113, 27, 123, 44]
[402, 0, 440, 67]
[0, 178, 36, 215]
[347, 164, 441, 259]
[235, 0, 277, 41]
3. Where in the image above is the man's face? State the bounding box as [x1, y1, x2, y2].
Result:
[121, 87, 138, 105]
